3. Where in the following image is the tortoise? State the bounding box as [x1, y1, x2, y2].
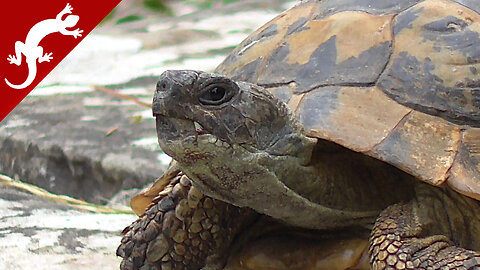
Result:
[118, 0, 480, 269]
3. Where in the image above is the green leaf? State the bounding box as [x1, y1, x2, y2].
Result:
[116, 15, 144, 24]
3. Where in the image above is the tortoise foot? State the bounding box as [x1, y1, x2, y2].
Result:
[117, 172, 255, 270]
[369, 203, 480, 270]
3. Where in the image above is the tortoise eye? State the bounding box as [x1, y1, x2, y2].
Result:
[199, 84, 232, 106]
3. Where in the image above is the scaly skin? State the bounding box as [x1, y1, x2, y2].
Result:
[369, 185, 480, 270]
[117, 171, 257, 269]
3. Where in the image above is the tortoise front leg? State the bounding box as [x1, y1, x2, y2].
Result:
[369, 186, 480, 270]
[117, 172, 257, 270]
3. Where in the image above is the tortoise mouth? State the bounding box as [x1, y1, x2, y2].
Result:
[155, 114, 208, 136]
[154, 114, 215, 156]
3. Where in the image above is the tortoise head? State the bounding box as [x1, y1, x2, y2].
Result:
[153, 70, 316, 206]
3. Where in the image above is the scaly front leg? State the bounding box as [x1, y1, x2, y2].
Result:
[117, 171, 257, 270]
[369, 185, 480, 270]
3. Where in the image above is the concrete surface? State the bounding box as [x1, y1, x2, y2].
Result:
[0, 186, 136, 270]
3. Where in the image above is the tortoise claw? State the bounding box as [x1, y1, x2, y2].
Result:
[369, 202, 480, 270]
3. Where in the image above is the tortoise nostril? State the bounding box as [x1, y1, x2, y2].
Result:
[157, 80, 168, 92]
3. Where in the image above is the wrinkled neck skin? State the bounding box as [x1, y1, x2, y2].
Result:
[158, 118, 380, 230]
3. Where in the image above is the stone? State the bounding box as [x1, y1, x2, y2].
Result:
[0, 186, 136, 270]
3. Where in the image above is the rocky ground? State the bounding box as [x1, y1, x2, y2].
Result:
[0, 183, 135, 270]
[0, 1, 297, 269]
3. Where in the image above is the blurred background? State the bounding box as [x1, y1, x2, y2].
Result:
[0, 1, 295, 269]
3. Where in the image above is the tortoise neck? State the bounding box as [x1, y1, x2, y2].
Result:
[277, 140, 415, 224]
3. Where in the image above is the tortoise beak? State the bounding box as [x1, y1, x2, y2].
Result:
[155, 115, 196, 151]
[153, 70, 205, 154]
[152, 70, 199, 117]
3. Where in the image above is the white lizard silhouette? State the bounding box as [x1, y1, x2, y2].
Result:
[5, 3, 83, 89]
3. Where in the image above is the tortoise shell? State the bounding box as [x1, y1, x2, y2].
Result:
[215, 0, 480, 201]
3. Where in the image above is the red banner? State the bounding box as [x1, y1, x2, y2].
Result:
[0, 0, 121, 121]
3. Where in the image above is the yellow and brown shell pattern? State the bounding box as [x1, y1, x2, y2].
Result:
[215, 0, 480, 201]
